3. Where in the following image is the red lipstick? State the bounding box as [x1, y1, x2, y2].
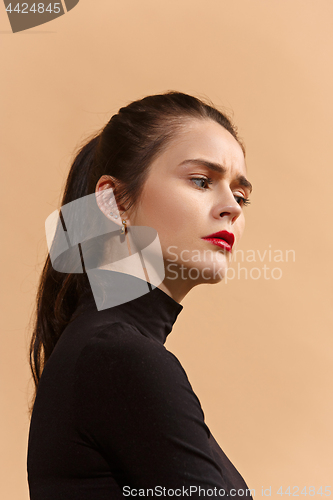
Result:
[201, 230, 235, 252]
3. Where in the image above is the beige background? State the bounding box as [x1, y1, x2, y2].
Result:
[1, 1, 332, 498]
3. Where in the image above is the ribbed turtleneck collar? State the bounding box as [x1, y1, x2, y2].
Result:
[73, 270, 183, 345]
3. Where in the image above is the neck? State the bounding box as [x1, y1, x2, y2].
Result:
[157, 265, 201, 304]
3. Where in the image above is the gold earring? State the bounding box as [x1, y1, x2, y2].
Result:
[120, 219, 127, 235]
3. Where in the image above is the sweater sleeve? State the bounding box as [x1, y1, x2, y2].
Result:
[72, 322, 229, 497]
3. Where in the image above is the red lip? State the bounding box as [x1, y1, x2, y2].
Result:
[201, 230, 235, 252]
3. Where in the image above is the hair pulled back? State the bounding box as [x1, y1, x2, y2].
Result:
[28, 91, 244, 415]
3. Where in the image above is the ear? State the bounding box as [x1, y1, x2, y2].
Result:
[95, 175, 127, 226]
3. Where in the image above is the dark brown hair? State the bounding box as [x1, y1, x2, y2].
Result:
[28, 91, 244, 415]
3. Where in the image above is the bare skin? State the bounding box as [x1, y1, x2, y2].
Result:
[96, 118, 252, 304]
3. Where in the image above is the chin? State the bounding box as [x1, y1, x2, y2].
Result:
[188, 261, 228, 285]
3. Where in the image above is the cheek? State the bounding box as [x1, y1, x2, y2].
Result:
[236, 215, 246, 240]
[137, 180, 193, 233]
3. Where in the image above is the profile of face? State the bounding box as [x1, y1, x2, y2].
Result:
[97, 118, 252, 302]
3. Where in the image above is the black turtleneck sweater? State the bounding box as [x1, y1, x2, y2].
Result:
[27, 271, 252, 499]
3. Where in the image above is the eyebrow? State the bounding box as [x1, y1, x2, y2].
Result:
[178, 158, 253, 193]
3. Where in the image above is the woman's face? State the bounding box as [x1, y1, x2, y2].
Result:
[128, 118, 252, 301]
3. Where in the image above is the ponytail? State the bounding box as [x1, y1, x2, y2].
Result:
[28, 133, 100, 416]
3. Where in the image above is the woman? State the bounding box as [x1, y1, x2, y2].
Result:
[27, 91, 253, 499]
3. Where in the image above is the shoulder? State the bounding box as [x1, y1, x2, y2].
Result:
[72, 321, 208, 445]
[75, 321, 175, 365]
[73, 321, 205, 420]
[74, 321, 190, 391]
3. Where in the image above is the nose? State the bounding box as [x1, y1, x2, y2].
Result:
[214, 188, 242, 224]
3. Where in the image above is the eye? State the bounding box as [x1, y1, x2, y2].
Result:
[190, 177, 213, 190]
[234, 195, 251, 207]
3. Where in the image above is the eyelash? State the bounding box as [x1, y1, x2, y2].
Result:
[190, 177, 213, 189]
[235, 196, 251, 207]
[190, 177, 251, 207]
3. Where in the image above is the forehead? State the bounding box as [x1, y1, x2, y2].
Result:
[153, 118, 246, 175]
